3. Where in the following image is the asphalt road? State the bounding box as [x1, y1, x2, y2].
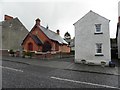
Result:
[1, 60, 120, 89]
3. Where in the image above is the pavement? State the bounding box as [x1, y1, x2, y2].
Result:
[1, 56, 119, 76]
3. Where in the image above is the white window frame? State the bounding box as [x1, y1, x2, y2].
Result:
[95, 24, 102, 33]
[95, 43, 103, 56]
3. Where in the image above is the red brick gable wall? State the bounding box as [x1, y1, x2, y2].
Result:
[22, 35, 42, 52]
[31, 27, 50, 43]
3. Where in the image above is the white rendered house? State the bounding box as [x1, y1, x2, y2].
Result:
[117, 19, 120, 59]
[117, 2, 120, 59]
[73, 10, 111, 65]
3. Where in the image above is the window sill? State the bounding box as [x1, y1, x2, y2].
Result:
[94, 32, 103, 35]
[95, 54, 104, 56]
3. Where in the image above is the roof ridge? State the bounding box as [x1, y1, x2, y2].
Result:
[40, 25, 57, 34]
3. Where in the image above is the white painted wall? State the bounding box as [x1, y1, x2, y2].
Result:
[0, 22, 2, 89]
[118, 29, 120, 59]
[74, 11, 111, 65]
[118, 2, 120, 59]
[0, 22, 2, 51]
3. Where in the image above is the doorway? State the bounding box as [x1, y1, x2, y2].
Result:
[28, 42, 33, 51]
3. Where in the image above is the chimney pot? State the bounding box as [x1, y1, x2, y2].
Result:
[35, 18, 41, 26]
[57, 29, 60, 35]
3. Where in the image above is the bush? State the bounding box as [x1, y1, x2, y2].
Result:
[26, 51, 32, 57]
[9, 49, 14, 54]
[70, 50, 75, 55]
[22, 51, 32, 58]
[9, 49, 15, 57]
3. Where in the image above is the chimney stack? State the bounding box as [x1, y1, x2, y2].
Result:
[46, 25, 49, 29]
[4, 15, 13, 21]
[35, 18, 41, 26]
[56, 29, 60, 35]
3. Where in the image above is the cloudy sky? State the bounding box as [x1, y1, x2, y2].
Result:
[1, 0, 119, 38]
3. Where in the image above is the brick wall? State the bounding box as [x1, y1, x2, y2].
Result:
[59, 45, 70, 53]
[23, 35, 41, 51]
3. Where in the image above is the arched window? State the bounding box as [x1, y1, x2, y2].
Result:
[28, 42, 33, 51]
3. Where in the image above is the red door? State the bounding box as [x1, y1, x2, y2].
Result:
[28, 42, 33, 51]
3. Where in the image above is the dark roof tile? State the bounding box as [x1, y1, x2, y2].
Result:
[31, 35, 43, 45]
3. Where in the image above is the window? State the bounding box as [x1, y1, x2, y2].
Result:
[96, 24, 100, 32]
[95, 24, 101, 32]
[96, 43, 103, 54]
[95, 43, 103, 56]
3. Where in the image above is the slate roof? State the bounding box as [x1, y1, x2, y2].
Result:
[31, 35, 43, 45]
[39, 26, 68, 44]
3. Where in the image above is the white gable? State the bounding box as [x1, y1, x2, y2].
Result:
[74, 10, 110, 26]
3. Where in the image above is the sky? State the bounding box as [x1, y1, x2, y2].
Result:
[1, 0, 119, 38]
[118, 1, 120, 16]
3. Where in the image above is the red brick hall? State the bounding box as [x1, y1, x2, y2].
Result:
[21, 18, 70, 55]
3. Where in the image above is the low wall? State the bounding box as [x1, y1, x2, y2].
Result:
[0, 50, 9, 56]
[33, 52, 74, 59]
[34, 53, 52, 59]
[1, 50, 74, 59]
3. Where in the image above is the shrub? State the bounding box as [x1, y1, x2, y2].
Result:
[26, 51, 32, 57]
[22, 51, 32, 58]
[9, 49, 14, 54]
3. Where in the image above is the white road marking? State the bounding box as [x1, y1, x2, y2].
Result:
[0, 66, 23, 72]
[51, 76, 119, 89]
